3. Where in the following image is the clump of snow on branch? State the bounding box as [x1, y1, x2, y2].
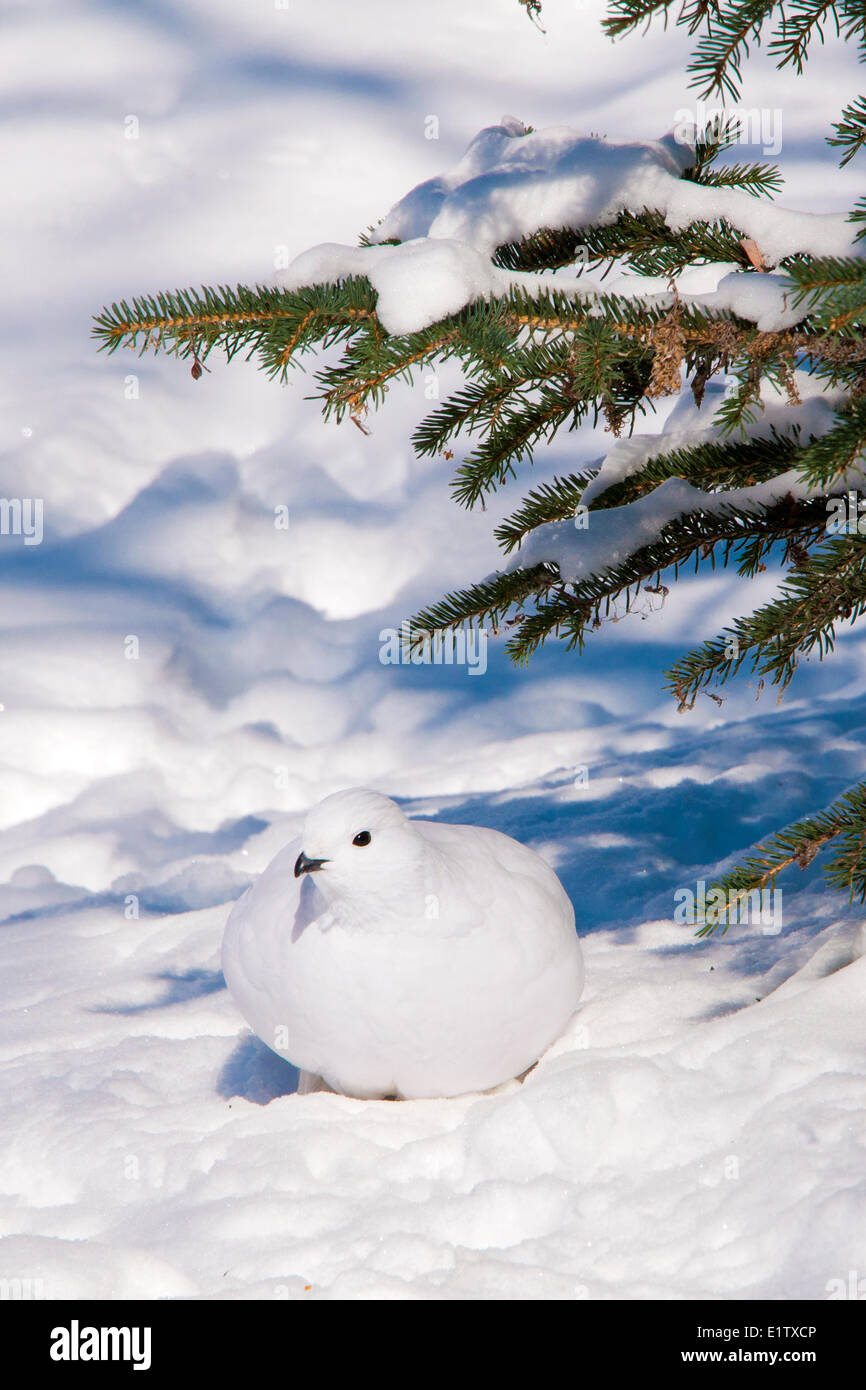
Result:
[510, 377, 856, 584]
[279, 119, 860, 336]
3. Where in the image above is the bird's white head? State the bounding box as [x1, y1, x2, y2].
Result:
[294, 788, 428, 915]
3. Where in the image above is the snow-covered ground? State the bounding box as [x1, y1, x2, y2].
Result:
[1, 0, 865, 1300]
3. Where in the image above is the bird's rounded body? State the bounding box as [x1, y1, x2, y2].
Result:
[222, 790, 584, 1099]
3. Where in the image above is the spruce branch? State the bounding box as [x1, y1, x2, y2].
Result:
[579, 428, 805, 513]
[768, 0, 843, 75]
[495, 208, 778, 280]
[696, 780, 866, 934]
[412, 490, 831, 665]
[792, 399, 866, 486]
[495, 472, 603, 552]
[665, 531, 866, 703]
[603, 1, 865, 172]
[785, 255, 866, 336]
[828, 95, 866, 166]
[91, 281, 380, 380]
[685, 159, 783, 197]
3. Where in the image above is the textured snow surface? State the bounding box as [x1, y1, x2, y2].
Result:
[4, 859, 866, 1299]
[1, 0, 865, 1302]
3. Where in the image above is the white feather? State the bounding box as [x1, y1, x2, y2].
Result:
[222, 788, 584, 1099]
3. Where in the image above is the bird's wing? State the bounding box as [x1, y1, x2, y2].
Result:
[416, 819, 574, 944]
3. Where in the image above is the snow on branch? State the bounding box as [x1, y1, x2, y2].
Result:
[508, 377, 859, 585]
[279, 121, 861, 336]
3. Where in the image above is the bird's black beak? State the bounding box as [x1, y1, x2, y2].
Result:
[294, 850, 329, 878]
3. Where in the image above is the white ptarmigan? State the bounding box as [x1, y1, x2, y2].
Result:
[222, 788, 584, 1099]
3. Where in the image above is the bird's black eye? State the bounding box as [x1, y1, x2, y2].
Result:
[352, 830, 372, 847]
